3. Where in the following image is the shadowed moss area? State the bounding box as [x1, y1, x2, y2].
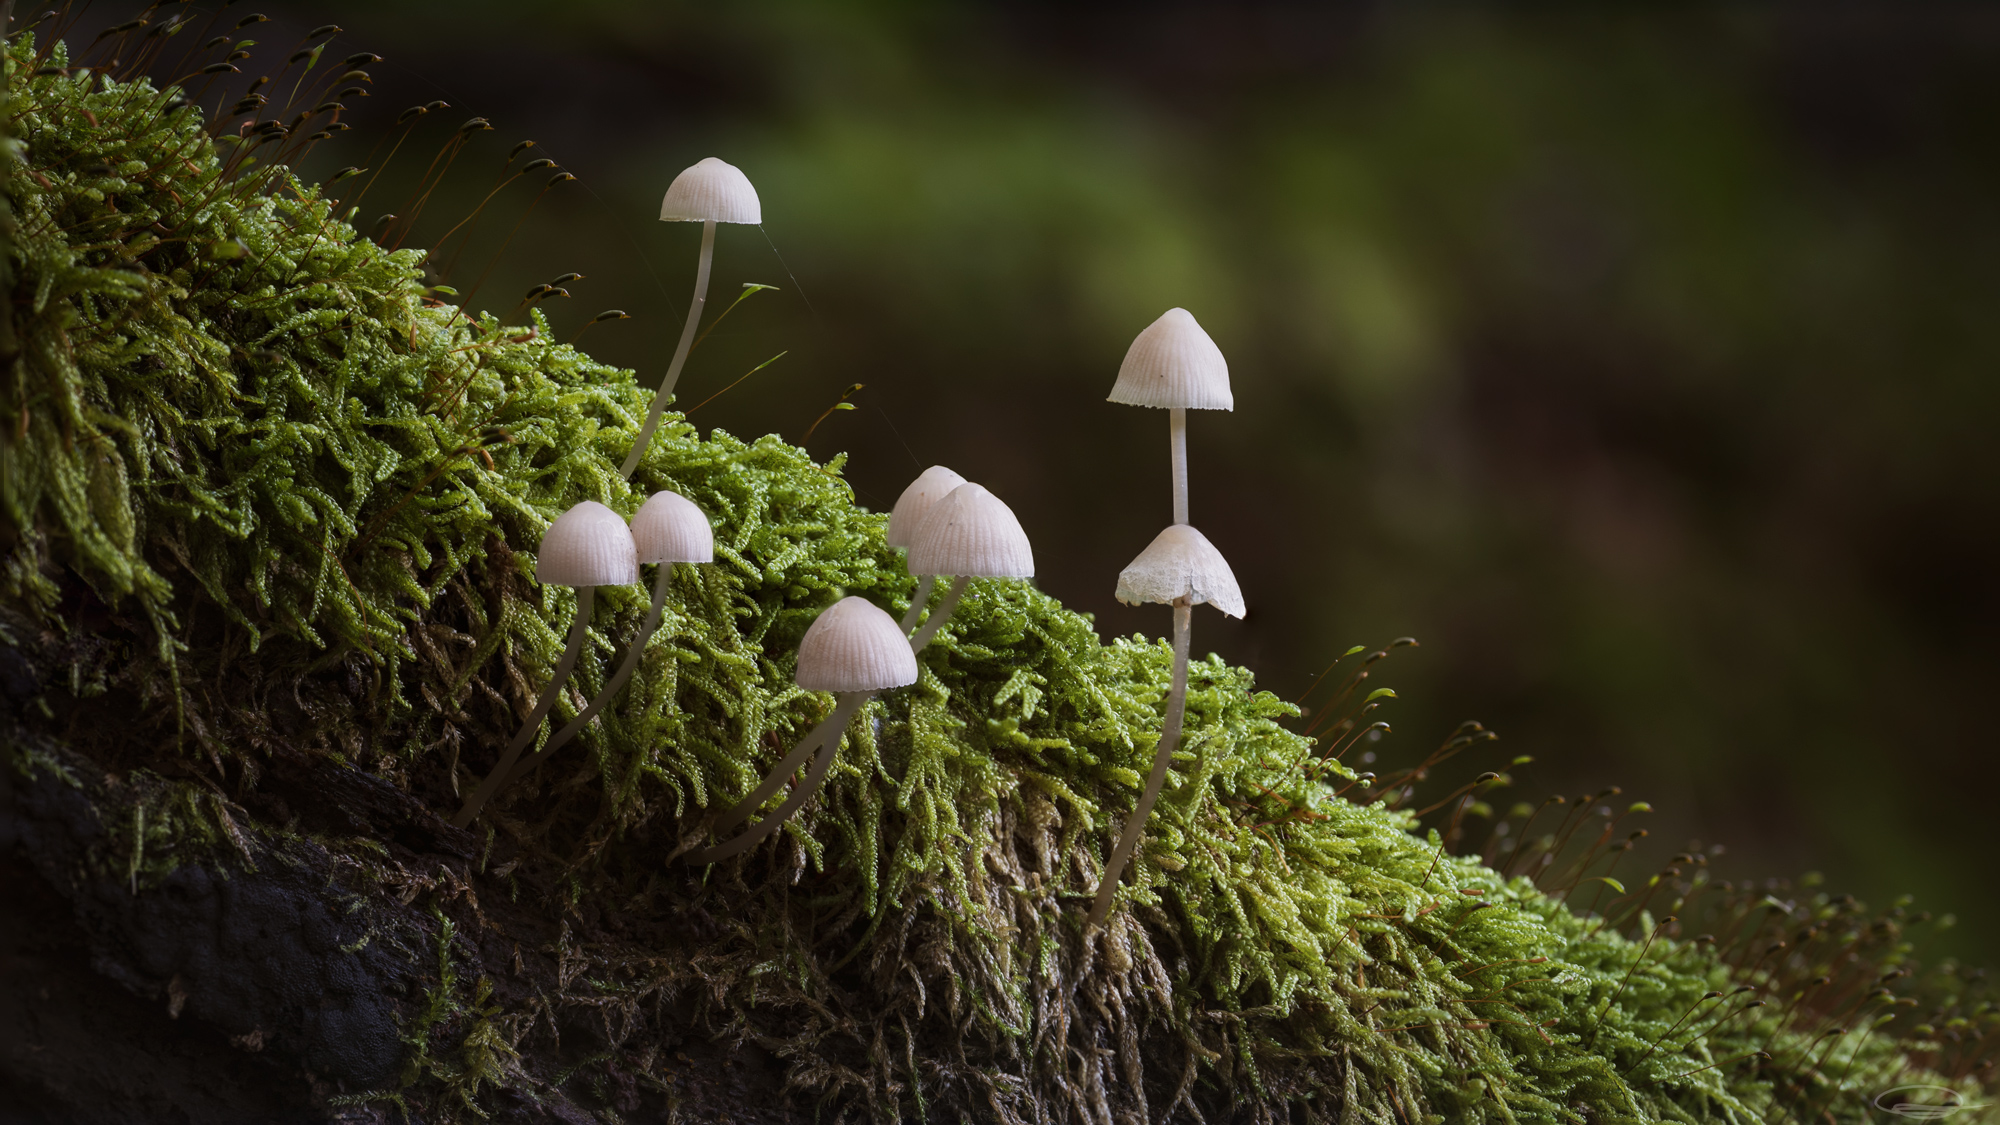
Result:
[3, 34, 1994, 1124]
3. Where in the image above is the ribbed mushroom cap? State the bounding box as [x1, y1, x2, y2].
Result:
[1115, 523, 1244, 618]
[659, 157, 762, 225]
[536, 500, 639, 587]
[886, 465, 967, 549]
[1107, 307, 1233, 411]
[796, 597, 919, 693]
[906, 483, 1034, 579]
[630, 490, 714, 564]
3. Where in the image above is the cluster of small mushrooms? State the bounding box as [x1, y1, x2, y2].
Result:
[454, 158, 1245, 931]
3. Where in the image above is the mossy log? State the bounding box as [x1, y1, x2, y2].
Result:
[1, 32, 1991, 1125]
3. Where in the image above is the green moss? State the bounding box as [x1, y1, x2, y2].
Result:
[3, 33, 1994, 1124]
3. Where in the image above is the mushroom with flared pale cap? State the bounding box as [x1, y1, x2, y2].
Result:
[497, 490, 717, 793]
[886, 465, 967, 630]
[686, 597, 917, 863]
[1088, 522, 1244, 927]
[453, 500, 638, 827]
[1107, 307, 1232, 524]
[1114, 523, 1244, 619]
[620, 158, 763, 479]
[904, 482, 1034, 652]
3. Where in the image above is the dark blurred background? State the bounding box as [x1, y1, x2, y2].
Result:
[60, 3, 2000, 958]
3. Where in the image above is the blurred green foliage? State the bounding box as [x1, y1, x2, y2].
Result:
[233, 1, 1997, 962]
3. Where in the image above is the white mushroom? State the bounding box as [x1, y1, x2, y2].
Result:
[1107, 307, 1232, 524]
[630, 489, 716, 564]
[904, 482, 1034, 651]
[454, 500, 637, 827]
[499, 490, 716, 791]
[1089, 522, 1243, 926]
[886, 465, 967, 630]
[794, 595, 921, 693]
[1114, 523, 1244, 619]
[658, 157, 763, 225]
[887, 465, 967, 549]
[687, 597, 917, 863]
[533, 499, 641, 587]
[1094, 308, 1238, 926]
[620, 158, 763, 479]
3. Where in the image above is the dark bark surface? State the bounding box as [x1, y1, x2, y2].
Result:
[0, 853, 317, 1124]
[0, 672, 811, 1125]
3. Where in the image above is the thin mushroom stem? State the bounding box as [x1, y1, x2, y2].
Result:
[714, 693, 864, 836]
[1170, 406, 1188, 524]
[687, 692, 870, 862]
[908, 575, 971, 652]
[621, 218, 717, 479]
[500, 563, 673, 790]
[898, 573, 937, 632]
[453, 586, 596, 827]
[1091, 596, 1192, 927]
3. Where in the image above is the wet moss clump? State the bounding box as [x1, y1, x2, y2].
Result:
[4, 31, 1995, 1124]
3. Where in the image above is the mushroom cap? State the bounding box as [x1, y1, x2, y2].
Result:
[659, 157, 762, 225]
[906, 483, 1035, 579]
[886, 465, 968, 549]
[1115, 523, 1244, 618]
[796, 596, 919, 693]
[631, 490, 714, 564]
[536, 500, 639, 587]
[1106, 307, 1233, 411]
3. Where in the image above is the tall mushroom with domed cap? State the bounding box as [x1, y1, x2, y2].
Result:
[453, 500, 637, 827]
[887, 464, 967, 630]
[686, 596, 917, 863]
[1107, 307, 1232, 524]
[904, 482, 1034, 652]
[1089, 524, 1245, 926]
[497, 490, 715, 792]
[1093, 308, 1239, 927]
[620, 157, 762, 479]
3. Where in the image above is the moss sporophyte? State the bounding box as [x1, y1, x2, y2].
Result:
[2, 23, 1995, 1125]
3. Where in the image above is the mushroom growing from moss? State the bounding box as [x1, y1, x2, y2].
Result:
[1107, 307, 1232, 524]
[453, 500, 637, 827]
[686, 596, 917, 863]
[1089, 523, 1244, 926]
[497, 490, 715, 792]
[904, 482, 1034, 652]
[619, 157, 762, 479]
[1093, 307, 1238, 928]
[887, 464, 967, 630]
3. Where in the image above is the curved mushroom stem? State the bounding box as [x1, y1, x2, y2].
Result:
[907, 575, 970, 652]
[1170, 406, 1188, 525]
[499, 563, 674, 790]
[619, 218, 717, 480]
[453, 585, 596, 828]
[1089, 596, 1191, 928]
[712, 692, 864, 837]
[686, 691, 870, 863]
[898, 573, 937, 633]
